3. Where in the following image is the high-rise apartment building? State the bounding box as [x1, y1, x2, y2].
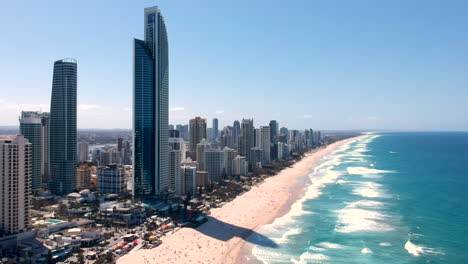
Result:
[212, 118, 219, 141]
[181, 165, 196, 196]
[98, 164, 125, 194]
[205, 149, 224, 183]
[169, 149, 181, 194]
[196, 139, 210, 171]
[189, 117, 207, 160]
[233, 155, 248, 177]
[133, 6, 169, 196]
[239, 119, 255, 167]
[19, 111, 42, 192]
[49, 58, 77, 195]
[257, 126, 271, 164]
[232, 120, 241, 149]
[223, 147, 237, 177]
[78, 141, 89, 163]
[0, 135, 31, 234]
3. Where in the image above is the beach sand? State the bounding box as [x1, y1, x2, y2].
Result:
[118, 137, 359, 264]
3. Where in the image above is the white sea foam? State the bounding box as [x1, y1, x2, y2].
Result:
[335, 200, 393, 233]
[361, 247, 373, 254]
[404, 240, 445, 257]
[317, 242, 346, 249]
[274, 228, 302, 244]
[353, 182, 387, 198]
[379, 242, 391, 247]
[347, 167, 394, 175]
[309, 246, 327, 252]
[291, 252, 330, 264]
[335, 180, 347, 185]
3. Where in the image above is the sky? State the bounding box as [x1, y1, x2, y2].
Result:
[0, 0, 467, 131]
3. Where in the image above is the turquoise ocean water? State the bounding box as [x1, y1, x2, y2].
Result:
[250, 132, 468, 264]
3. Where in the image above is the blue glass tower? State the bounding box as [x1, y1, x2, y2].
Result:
[133, 6, 169, 196]
[49, 58, 77, 195]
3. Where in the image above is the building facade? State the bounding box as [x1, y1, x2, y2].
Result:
[257, 126, 271, 165]
[98, 164, 125, 194]
[133, 6, 169, 196]
[0, 135, 31, 235]
[19, 111, 42, 192]
[189, 117, 207, 160]
[181, 165, 196, 196]
[205, 149, 224, 183]
[49, 58, 77, 195]
[239, 119, 255, 167]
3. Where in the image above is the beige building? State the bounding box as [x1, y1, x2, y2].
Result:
[0, 135, 31, 234]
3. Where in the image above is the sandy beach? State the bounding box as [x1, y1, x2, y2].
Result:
[118, 137, 360, 264]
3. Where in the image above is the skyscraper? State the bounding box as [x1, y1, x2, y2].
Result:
[0, 135, 31, 234]
[189, 117, 207, 160]
[269, 120, 278, 143]
[233, 120, 241, 148]
[19, 111, 42, 192]
[40, 112, 50, 185]
[239, 119, 255, 166]
[133, 6, 169, 196]
[212, 118, 219, 141]
[49, 58, 77, 195]
[78, 141, 89, 163]
[257, 126, 271, 164]
[205, 149, 224, 183]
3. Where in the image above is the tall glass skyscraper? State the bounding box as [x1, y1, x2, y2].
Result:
[133, 6, 169, 196]
[49, 58, 77, 195]
[19, 111, 43, 192]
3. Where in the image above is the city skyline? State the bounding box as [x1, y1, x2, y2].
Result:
[1, 0, 468, 131]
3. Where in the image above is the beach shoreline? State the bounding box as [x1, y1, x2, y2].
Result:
[118, 136, 361, 264]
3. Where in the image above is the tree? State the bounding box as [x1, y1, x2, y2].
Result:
[77, 251, 85, 264]
[105, 252, 114, 263]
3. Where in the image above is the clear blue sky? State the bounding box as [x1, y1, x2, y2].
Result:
[1, 0, 467, 130]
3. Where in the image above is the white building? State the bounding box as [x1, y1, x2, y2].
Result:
[98, 164, 125, 194]
[0, 135, 31, 234]
[223, 147, 237, 177]
[196, 139, 210, 171]
[232, 155, 248, 177]
[169, 149, 182, 194]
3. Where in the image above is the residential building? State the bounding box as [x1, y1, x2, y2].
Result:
[232, 120, 241, 148]
[0, 135, 31, 235]
[196, 139, 210, 171]
[19, 111, 42, 192]
[169, 149, 181, 194]
[223, 147, 237, 177]
[212, 118, 219, 141]
[205, 149, 224, 182]
[249, 147, 264, 169]
[76, 162, 92, 190]
[232, 155, 248, 177]
[239, 119, 255, 167]
[189, 117, 207, 160]
[98, 164, 125, 194]
[181, 165, 196, 196]
[256, 126, 271, 164]
[78, 141, 89, 163]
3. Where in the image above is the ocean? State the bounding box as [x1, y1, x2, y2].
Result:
[250, 132, 468, 264]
